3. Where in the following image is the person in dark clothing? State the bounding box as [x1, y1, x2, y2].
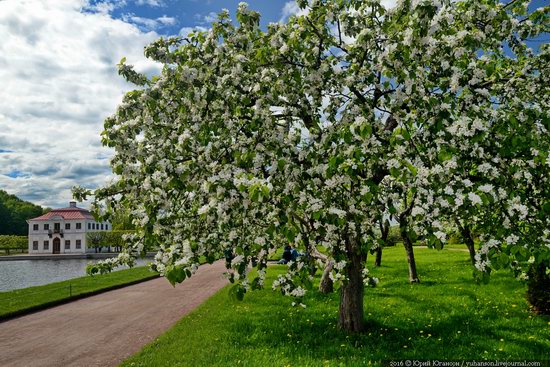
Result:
[291, 247, 301, 261]
[278, 245, 292, 264]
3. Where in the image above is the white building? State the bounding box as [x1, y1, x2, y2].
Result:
[27, 201, 110, 254]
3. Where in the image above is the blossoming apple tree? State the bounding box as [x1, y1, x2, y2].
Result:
[75, 0, 550, 331]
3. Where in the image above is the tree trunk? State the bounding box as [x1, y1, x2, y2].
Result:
[374, 247, 382, 267]
[527, 262, 550, 315]
[319, 260, 334, 294]
[375, 219, 389, 267]
[461, 225, 476, 266]
[338, 250, 365, 332]
[401, 229, 420, 283]
[464, 235, 476, 266]
[454, 218, 476, 266]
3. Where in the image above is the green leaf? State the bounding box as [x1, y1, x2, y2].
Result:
[404, 161, 417, 176]
[360, 124, 372, 138]
[499, 252, 509, 267]
[229, 284, 246, 301]
[165, 265, 186, 286]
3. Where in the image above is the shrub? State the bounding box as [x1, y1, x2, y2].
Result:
[0, 235, 27, 249]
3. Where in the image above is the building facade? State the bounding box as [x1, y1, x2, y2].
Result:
[27, 201, 110, 254]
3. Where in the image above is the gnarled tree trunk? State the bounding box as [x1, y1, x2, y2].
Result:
[304, 238, 334, 294]
[319, 260, 334, 294]
[338, 239, 365, 332]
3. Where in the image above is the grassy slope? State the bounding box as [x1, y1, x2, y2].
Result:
[0, 266, 158, 320]
[122, 247, 549, 367]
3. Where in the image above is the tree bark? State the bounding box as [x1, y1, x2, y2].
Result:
[374, 247, 382, 267]
[304, 238, 334, 293]
[375, 219, 389, 267]
[319, 260, 334, 294]
[464, 232, 476, 266]
[527, 262, 550, 315]
[454, 218, 476, 265]
[338, 246, 365, 332]
[400, 228, 420, 283]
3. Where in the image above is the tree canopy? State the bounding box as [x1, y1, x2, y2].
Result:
[0, 190, 45, 235]
[76, 0, 550, 331]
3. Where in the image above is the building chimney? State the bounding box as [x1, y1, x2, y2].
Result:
[69, 201, 77, 208]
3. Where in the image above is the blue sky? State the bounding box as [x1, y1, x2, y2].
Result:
[85, 0, 294, 33]
[0, 0, 547, 209]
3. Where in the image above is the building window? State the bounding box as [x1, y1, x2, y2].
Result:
[93, 223, 96, 230]
[44, 240, 49, 250]
[65, 223, 71, 230]
[76, 223, 81, 230]
[44, 224, 49, 230]
[65, 240, 70, 249]
[105, 224, 108, 230]
[54, 223, 60, 231]
[76, 240, 81, 249]
[33, 241, 38, 250]
[88, 223, 91, 230]
[33, 224, 39, 231]
[101, 223, 104, 230]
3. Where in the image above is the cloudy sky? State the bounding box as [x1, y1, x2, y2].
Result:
[0, 0, 545, 209]
[0, 0, 326, 209]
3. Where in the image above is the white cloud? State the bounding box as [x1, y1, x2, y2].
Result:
[280, 1, 309, 22]
[0, 0, 161, 208]
[122, 13, 177, 31]
[84, 0, 166, 14]
[179, 26, 207, 38]
[194, 11, 218, 24]
[135, 0, 165, 7]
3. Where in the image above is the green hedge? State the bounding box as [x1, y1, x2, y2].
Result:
[0, 235, 27, 249]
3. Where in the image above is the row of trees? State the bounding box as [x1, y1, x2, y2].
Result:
[86, 230, 133, 253]
[76, 0, 550, 331]
[0, 190, 46, 235]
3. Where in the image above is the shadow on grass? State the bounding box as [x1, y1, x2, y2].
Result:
[122, 249, 549, 366]
[221, 288, 549, 364]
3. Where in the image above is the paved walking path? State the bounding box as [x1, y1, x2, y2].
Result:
[0, 260, 228, 367]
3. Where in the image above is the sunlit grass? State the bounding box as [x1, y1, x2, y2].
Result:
[0, 266, 158, 319]
[122, 247, 549, 366]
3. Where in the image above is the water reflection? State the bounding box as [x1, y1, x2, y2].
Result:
[0, 258, 150, 292]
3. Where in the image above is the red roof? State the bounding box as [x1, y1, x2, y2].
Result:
[30, 206, 94, 221]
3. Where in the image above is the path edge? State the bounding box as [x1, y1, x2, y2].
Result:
[0, 274, 160, 322]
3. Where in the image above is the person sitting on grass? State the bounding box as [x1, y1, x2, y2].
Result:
[278, 245, 292, 264]
[291, 247, 302, 262]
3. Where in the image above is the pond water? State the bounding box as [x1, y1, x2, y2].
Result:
[0, 258, 150, 292]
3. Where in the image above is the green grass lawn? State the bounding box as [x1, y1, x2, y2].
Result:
[0, 266, 158, 320]
[121, 247, 549, 366]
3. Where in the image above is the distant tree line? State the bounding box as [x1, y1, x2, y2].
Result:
[86, 230, 134, 253]
[0, 190, 46, 235]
